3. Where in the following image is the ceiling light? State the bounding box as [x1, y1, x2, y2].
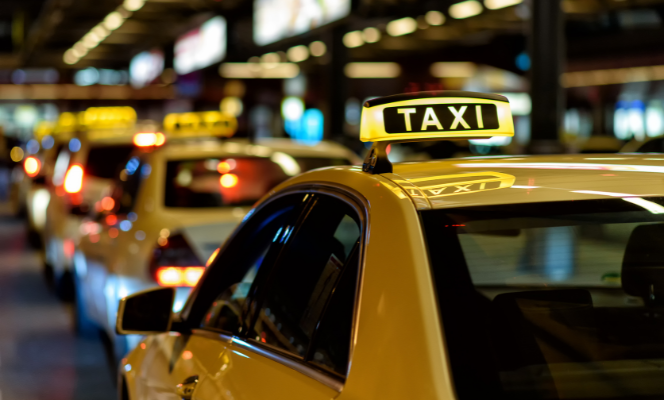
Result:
[287, 45, 309, 62]
[430, 62, 477, 78]
[63, 50, 79, 65]
[449, 0, 483, 19]
[92, 25, 110, 38]
[484, 0, 522, 9]
[261, 52, 280, 68]
[73, 42, 88, 56]
[123, 0, 145, 11]
[309, 41, 326, 57]
[219, 63, 300, 79]
[82, 33, 100, 48]
[386, 17, 417, 36]
[344, 62, 401, 78]
[425, 10, 446, 25]
[104, 12, 124, 30]
[362, 27, 381, 43]
[343, 31, 364, 48]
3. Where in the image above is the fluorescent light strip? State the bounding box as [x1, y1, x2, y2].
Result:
[219, 63, 300, 79]
[344, 62, 401, 79]
[449, 0, 483, 19]
[484, 0, 522, 10]
[562, 65, 664, 88]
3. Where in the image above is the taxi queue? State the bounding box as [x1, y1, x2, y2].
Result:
[11, 106, 358, 363]
[15, 90, 664, 400]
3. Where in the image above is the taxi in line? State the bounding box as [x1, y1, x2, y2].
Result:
[74, 110, 359, 362]
[43, 107, 146, 298]
[117, 91, 664, 400]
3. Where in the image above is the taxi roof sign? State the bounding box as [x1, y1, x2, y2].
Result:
[360, 91, 514, 174]
[163, 111, 237, 138]
[360, 90, 514, 143]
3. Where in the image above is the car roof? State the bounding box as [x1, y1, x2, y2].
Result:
[385, 153, 664, 210]
[156, 137, 360, 162]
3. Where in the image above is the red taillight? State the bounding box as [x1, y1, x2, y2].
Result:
[219, 173, 238, 188]
[133, 132, 166, 147]
[155, 266, 205, 287]
[64, 165, 84, 194]
[24, 156, 41, 177]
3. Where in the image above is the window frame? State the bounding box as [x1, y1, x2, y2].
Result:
[183, 183, 369, 391]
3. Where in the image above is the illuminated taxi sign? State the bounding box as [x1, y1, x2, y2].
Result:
[163, 111, 237, 138]
[81, 107, 137, 129]
[34, 121, 55, 140]
[360, 91, 514, 142]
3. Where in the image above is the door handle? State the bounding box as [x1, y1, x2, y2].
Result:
[176, 375, 199, 400]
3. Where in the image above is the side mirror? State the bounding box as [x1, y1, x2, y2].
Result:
[116, 287, 175, 335]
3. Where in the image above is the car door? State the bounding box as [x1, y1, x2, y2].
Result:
[135, 192, 310, 399]
[79, 154, 147, 328]
[190, 190, 364, 400]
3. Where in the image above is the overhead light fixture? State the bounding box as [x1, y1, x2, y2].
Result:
[309, 41, 326, 57]
[362, 27, 381, 43]
[63, 50, 79, 65]
[261, 52, 280, 68]
[344, 62, 401, 78]
[219, 63, 300, 79]
[92, 25, 110, 39]
[449, 0, 483, 19]
[484, 0, 522, 9]
[123, 0, 145, 11]
[287, 45, 309, 62]
[104, 12, 125, 30]
[425, 11, 446, 26]
[430, 62, 477, 78]
[562, 65, 664, 87]
[386, 17, 417, 36]
[343, 31, 364, 48]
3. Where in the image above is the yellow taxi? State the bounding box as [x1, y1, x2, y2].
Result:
[43, 107, 144, 298]
[116, 91, 664, 400]
[74, 111, 359, 362]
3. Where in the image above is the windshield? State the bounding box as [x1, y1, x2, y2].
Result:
[164, 156, 348, 208]
[421, 198, 664, 400]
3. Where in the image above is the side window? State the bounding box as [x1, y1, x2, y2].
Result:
[112, 156, 148, 214]
[248, 194, 361, 371]
[199, 194, 306, 334]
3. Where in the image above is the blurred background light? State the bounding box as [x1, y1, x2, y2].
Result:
[281, 97, 304, 121]
[425, 11, 446, 25]
[69, 138, 82, 153]
[123, 0, 145, 12]
[343, 31, 364, 48]
[430, 62, 477, 78]
[646, 100, 664, 137]
[219, 63, 300, 79]
[103, 12, 125, 30]
[484, 0, 523, 10]
[386, 17, 417, 36]
[287, 45, 309, 62]
[309, 41, 327, 56]
[449, 0, 483, 19]
[220, 97, 243, 117]
[344, 62, 401, 78]
[362, 27, 381, 43]
[26, 139, 40, 155]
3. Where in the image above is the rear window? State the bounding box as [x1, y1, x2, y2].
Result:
[85, 145, 135, 179]
[164, 155, 348, 208]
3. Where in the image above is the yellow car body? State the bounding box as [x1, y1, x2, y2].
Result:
[119, 153, 664, 400]
[117, 92, 664, 400]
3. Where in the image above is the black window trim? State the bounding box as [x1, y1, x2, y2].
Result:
[182, 182, 370, 392]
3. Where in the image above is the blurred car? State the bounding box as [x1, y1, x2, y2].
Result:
[16, 120, 76, 248]
[43, 107, 143, 298]
[74, 111, 359, 362]
[116, 91, 664, 400]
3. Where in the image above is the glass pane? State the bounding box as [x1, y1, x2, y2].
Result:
[250, 196, 361, 358]
[164, 157, 349, 208]
[201, 205, 296, 334]
[422, 198, 664, 400]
